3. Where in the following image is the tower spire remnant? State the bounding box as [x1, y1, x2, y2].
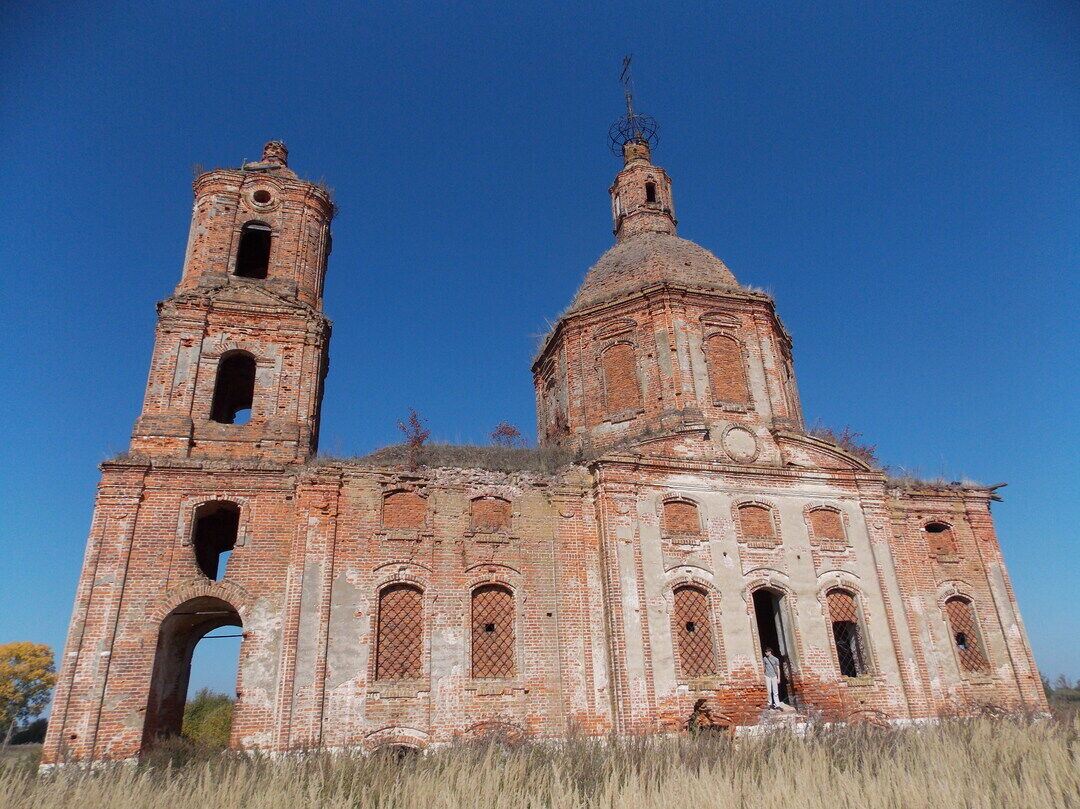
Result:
[608, 54, 659, 163]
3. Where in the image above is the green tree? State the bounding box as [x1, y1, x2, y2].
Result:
[0, 642, 57, 746]
[182, 688, 234, 748]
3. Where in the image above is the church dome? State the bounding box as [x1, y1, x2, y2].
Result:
[569, 231, 741, 313]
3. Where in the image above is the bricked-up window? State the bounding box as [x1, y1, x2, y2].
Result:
[601, 342, 642, 414]
[662, 500, 701, 540]
[471, 585, 515, 678]
[191, 501, 240, 581]
[945, 597, 989, 673]
[704, 334, 750, 405]
[235, 222, 271, 279]
[809, 508, 846, 547]
[925, 522, 958, 556]
[672, 586, 716, 678]
[383, 491, 426, 531]
[375, 584, 424, 680]
[471, 497, 511, 533]
[826, 589, 868, 677]
[738, 503, 777, 544]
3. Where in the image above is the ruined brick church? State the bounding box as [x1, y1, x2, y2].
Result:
[44, 125, 1046, 763]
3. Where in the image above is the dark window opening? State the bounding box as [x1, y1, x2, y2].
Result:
[191, 501, 240, 581]
[645, 181, 657, 203]
[925, 522, 948, 533]
[955, 632, 968, 649]
[832, 621, 867, 677]
[235, 222, 271, 279]
[210, 352, 256, 425]
[485, 623, 495, 633]
[685, 621, 696, 633]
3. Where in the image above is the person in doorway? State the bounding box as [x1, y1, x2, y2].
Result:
[763, 647, 782, 709]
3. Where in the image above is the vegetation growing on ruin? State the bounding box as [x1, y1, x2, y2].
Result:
[4, 716, 1077, 809]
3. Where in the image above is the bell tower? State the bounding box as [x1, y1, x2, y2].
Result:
[130, 141, 334, 461]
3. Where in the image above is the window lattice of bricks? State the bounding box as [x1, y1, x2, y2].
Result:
[704, 334, 750, 405]
[471, 585, 515, 678]
[809, 508, 846, 549]
[601, 342, 642, 413]
[945, 597, 989, 672]
[826, 589, 868, 677]
[738, 503, 778, 547]
[375, 584, 424, 680]
[383, 491, 426, 531]
[662, 500, 701, 540]
[471, 497, 511, 533]
[673, 586, 716, 678]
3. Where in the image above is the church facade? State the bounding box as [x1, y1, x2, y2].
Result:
[43, 135, 1045, 763]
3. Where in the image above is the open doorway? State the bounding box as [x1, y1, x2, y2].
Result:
[752, 588, 797, 706]
[141, 596, 242, 753]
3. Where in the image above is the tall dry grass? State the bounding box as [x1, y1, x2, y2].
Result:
[3, 717, 1077, 809]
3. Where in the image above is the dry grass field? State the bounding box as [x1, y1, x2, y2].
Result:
[2, 717, 1076, 809]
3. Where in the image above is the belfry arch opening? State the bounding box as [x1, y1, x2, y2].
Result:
[191, 501, 240, 580]
[645, 181, 657, 203]
[234, 222, 271, 279]
[210, 351, 256, 425]
[752, 588, 797, 705]
[141, 596, 242, 753]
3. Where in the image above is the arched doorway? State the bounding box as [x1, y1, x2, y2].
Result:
[751, 588, 798, 706]
[141, 596, 242, 752]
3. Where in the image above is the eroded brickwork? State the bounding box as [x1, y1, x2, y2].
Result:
[44, 138, 1045, 764]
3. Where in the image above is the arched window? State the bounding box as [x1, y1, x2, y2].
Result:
[925, 522, 957, 556]
[672, 586, 716, 677]
[471, 496, 510, 533]
[826, 589, 869, 677]
[645, 181, 657, 203]
[704, 334, 750, 405]
[209, 351, 256, 425]
[737, 503, 777, 545]
[383, 491, 426, 531]
[471, 585, 515, 678]
[601, 342, 642, 413]
[375, 584, 424, 680]
[661, 499, 701, 540]
[234, 222, 271, 279]
[190, 501, 240, 581]
[945, 596, 989, 673]
[809, 508, 846, 548]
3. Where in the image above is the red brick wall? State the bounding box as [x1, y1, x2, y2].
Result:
[704, 333, 750, 405]
[601, 342, 642, 413]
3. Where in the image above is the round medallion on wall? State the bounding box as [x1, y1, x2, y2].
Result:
[722, 425, 759, 463]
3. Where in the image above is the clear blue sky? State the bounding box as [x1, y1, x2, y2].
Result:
[1, 1, 1076, 700]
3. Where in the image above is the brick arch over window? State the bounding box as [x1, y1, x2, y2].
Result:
[703, 333, 750, 405]
[383, 491, 426, 531]
[471, 584, 515, 678]
[736, 502, 779, 546]
[825, 588, 869, 677]
[471, 496, 511, 533]
[808, 507, 846, 548]
[671, 585, 717, 678]
[925, 521, 958, 556]
[600, 341, 642, 413]
[375, 584, 424, 680]
[661, 499, 702, 540]
[944, 596, 989, 673]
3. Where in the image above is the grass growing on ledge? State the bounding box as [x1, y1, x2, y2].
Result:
[317, 442, 582, 475]
[5, 717, 1078, 809]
